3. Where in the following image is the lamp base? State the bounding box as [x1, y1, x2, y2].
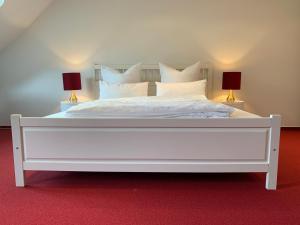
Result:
[69, 91, 78, 103]
[226, 90, 235, 103]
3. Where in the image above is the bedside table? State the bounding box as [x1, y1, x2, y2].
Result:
[221, 100, 245, 110]
[60, 101, 80, 112]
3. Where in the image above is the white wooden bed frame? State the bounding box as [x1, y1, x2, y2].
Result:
[11, 64, 281, 190]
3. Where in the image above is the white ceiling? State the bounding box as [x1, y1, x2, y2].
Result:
[0, 0, 53, 51]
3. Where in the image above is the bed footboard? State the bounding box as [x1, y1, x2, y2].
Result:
[11, 114, 281, 190]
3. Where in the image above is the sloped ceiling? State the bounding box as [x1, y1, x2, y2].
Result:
[0, 0, 53, 52]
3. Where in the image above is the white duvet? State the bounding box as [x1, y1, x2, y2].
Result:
[66, 95, 234, 118]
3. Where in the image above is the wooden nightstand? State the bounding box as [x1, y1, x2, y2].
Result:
[60, 101, 80, 112]
[221, 100, 245, 110]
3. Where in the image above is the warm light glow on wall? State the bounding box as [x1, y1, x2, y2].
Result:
[209, 46, 256, 65]
[45, 41, 98, 69]
[65, 54, 90, 67]
[195, 27, 267, 66]
[213, 53, 246, 65]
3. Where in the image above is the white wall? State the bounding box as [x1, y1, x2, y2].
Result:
[0, 0, 53, 51]
[0, 0, 299, 126]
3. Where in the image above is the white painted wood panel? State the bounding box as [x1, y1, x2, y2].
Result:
[20, 117, 271, 128]
[11, 114, 281, 189]
[266, 115, 281, 190]
[23, 160, 269, 173]
[11, 115, 25, 187]
[23, 128, 268, 161]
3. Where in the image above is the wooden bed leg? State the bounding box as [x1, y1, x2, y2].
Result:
[11, 114, 25, 187]
[266, 115, 281, 190]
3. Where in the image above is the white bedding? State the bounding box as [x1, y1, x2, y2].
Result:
[61, 95, 234, 118]
[47, 108, 260, 119]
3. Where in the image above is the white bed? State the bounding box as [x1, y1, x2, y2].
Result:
[11, 64, 281, 190]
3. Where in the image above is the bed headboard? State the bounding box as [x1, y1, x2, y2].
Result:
[94, 63, 213, 99]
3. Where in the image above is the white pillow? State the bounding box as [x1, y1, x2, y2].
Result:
[101, 63, 141, 84]
[100, 81, 148, 99]
[159, 62, 201, 83]
[156, 80, 207, 97]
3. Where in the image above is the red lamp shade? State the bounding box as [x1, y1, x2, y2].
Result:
[222, 72, 241, 90]
[62, 73, 82, 90]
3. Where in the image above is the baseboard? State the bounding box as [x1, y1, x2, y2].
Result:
[1, 126, 299, 130]
[281, 127, 300, 130]
[0, 126, 11, 129]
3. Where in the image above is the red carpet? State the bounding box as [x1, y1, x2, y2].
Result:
[0, 129, 299, 225]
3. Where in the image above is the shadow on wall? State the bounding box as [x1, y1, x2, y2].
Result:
[0, 34, 95, 125]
